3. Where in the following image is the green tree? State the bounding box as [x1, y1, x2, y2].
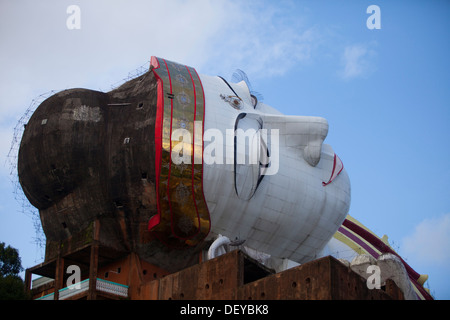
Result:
[0, 242, 30, 300]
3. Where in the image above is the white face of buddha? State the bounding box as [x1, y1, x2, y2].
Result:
[198, 73, 351, 264]
[149, 56, 350, 264]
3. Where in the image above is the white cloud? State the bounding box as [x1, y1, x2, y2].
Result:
[0, 0, 229, 171]
[0, 1, 319, 113]
[402, 213, 450, 266]
[339, 43, 376, 80]
[197, 2, 319, 79]
[0, 0, 322, 150]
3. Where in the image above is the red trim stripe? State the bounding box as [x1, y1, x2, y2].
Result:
[343, 219, 420, 280]
[341, 218, 433, 300]
[338, 226, 380, 258]
[323, 153, 344, 186]
[148, 57, 163, 230]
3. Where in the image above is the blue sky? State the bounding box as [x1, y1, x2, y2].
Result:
[1, 0, 449, 299]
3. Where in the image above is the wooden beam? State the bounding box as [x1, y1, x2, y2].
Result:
[53, 255, 65, 300]
[24, 268, 32, 294]
[87, 219, 100, 300]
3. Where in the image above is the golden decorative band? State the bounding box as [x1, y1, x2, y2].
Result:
[148, 56, 210, 247]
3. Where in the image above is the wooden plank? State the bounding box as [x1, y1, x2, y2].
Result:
[87, 220, 100, 300]
[53, 256, 65, 300]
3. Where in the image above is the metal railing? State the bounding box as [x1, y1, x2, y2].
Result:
[96, 278, 128, 298]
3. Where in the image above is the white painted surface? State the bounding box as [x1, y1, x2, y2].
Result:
[199, 74, 351, 265]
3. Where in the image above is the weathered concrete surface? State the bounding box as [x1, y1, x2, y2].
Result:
[18, 71, 204, 272]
